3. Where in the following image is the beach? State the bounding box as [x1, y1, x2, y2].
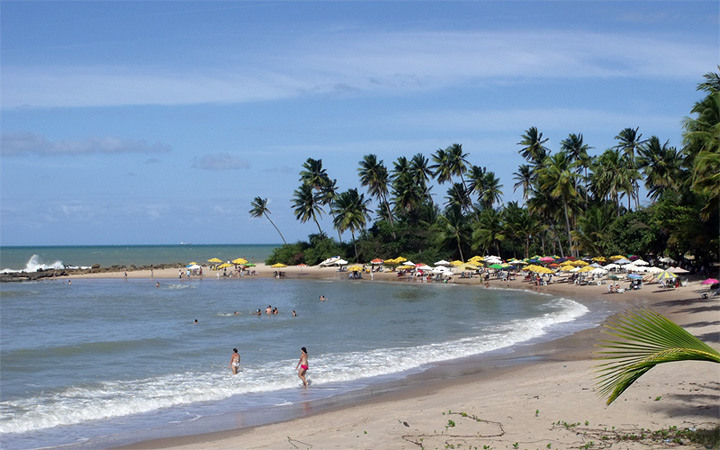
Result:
[59, 264, 720, 449]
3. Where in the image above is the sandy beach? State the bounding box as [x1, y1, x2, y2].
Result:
[64, 265, 720, 449]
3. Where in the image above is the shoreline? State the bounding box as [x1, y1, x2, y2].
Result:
[54, 264, 720, 449]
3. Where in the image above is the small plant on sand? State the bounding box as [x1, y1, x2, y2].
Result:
[446, 419, 456, 429]
[535, 409, 539, 417]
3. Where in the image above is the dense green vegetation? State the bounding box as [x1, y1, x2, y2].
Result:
[259, 69, 719, 269]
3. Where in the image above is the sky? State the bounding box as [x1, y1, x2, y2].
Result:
[1, 1, 718, 246]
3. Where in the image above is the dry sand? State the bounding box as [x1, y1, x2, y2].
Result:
[66, 266, 720, 449]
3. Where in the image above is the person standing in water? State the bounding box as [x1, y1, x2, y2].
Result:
[229, 348, 241, 375]
[295, 347, 309, 388]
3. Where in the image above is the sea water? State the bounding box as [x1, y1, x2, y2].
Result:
[0, 274, 612, 449]
[0, 244, 278, 272]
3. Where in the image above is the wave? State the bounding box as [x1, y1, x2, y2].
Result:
[0, 254, 90, 273]
[0, 297, 588, 435]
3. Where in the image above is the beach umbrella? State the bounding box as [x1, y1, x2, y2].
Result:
[347, 265, 363, 272]
[610, 255, 625, 261]
[434, 259, 451, 266]
[488, 263, 503, 269]
[232, 258, 248, 265]
[668, 267, 689, 274]
[573, 260, 589, 267]
[539, 256, 555, 263]
[217, 262, 233, 269]
[398, 264, 415, 270]
[592, 256, 607, 262]
[187, 264, 201, 270]
[614, 258, 632, 265]
[627, 273, 643, 280]
[701, 278, 719, 285]
[394, 256, 408, 263]
[271, 263, 286, 268]
[335, 259, 348, 266]
[656, 270, 676, 280]
[659, 256, 676, 264]
[187, 261, 198, 266]
[450, 260, 464, 266]
[560, 265, 575, 272]
[416, 264, 432, 271]
[578, 266, 595, 273]
[604, 263, 620, 270]
[207, 258, 222, 263]
[645, 266, 663, 274]
[244, 263, 256, 267]
[632, 259, 649, 266]
[370, 258, 384, 265]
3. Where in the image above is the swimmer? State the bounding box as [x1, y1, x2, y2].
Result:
[155, 282, 160, 288]
[272, 307, 278, 315]
[229, 348, 241, 375]
[194, 319, 198, 324]
[256, 309, 262, 316]
[295, 347, 309, 388]
[265, 305, 272, 315]
[292, 310, 297, 317]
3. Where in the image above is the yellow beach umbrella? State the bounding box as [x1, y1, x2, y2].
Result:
[592, 256, 607, 262]
[271, 263, 286, 268]
[610, 255, 625, 261]
[232, 258, 248, 265]
[217, 263, 233, 269]
[560, 265, 576, 272]
[207, 257, 222, 263]
[188, 261, 198, 266]
[464, 264, 479, 270]
[578, 265, 595, 273]
[573, 260, 589, 267]
[398, 264, 414, 270]
[347, 265, 364, 271]
[450, 260, 464, 266]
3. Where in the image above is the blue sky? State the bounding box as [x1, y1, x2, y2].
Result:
[1, 1, 717, 246]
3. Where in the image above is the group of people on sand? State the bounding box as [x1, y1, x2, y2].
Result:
[230, 346, 309, 388]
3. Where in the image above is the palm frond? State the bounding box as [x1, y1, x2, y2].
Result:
[595, 308, 720, 405]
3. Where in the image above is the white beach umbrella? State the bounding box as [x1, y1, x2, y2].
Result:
[659, 256, 676, 264]
[591, 267, 608, 275]
[416, 264, 432, 271]
[633, 259, 649, 266]
[403, 260, 415, 266]
[645, 266, 664, 274]
[434, 260, 451, 266]
[335, 259, 348, 266]
[614, 258, 632, 265]
[604, 263, 620, 270]
[590, 262, 604, 268]
[669, 266, 689, 274]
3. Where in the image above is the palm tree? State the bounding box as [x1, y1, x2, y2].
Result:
[445, 143, 470, 188]
[249, 197, 287, 245]
[319, 178, 343, 241]
[502, 201, 540, 259]
[596, 308, 720, 405]
[410, 153, 433, 196]
[444, 182, 472, 212]
[331, 188, 371, 261]
[358, 154, 396, 235]
[292, 183, 324, 234]
[435, 206, 469, 261]
[517, 127, 550, 165]
[613, 128, 645, 209]
[299, 158, 329, 190]
[512, 164, 533, 201]
[590, 149, 625, 215]
[478, 170, 503, 210]
[536, 152, 579, 257]
[472, 208, 505, 257]
[561, 133, 593, 208]
[638, 136, 684, 201]
[572, 203, 616, 256]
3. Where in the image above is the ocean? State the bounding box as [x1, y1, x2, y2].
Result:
[0, 244, 278, 272]
[0, 246, 615, 449]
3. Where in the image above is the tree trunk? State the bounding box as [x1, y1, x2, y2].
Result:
[351, 229, 358, 262]
[265, 214, 287, 245]
[563, 202, 573, 258]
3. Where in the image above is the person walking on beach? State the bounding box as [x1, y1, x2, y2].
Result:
[295, 347, 309, 388]
[229, 348, 241, 375]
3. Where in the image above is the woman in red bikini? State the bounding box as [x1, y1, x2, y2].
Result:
[295, 347, 309, 388]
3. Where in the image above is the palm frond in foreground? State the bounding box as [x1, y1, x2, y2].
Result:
[595, 308, 720, 405]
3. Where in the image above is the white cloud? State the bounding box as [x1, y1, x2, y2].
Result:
[192, 152, 251, 171]
[1, 30, 712, 108]
[0, 132, 172, 156]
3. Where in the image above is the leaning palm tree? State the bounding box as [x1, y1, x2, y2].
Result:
[292, 183, 324, 234]
[358, 154, 395, 234]
[331, 188, 371, 261]
[249, 197, 287, 245]
[596, 308, 720, 405]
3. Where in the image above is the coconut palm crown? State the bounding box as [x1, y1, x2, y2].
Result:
[595, 308, 720, 405]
